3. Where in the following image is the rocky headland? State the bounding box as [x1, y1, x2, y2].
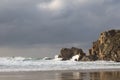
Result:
[57, 29, 120, 62]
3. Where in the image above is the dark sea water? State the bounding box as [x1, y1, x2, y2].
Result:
[0, 71, 119, 80]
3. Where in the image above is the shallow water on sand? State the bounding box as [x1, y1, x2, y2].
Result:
[0, 71, 119, 80]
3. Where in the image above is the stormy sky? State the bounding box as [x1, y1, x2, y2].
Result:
[0, 0, 120, 57]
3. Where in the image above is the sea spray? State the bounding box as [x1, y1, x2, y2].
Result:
[70, 55, 80, 61]
[53, 55, 62, 61]
[0, 57, 119, 72]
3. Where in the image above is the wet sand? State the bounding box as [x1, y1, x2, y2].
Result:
[0, 70, 120, 80]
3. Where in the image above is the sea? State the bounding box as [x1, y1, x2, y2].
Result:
[0, 56, 119, 80]
[0, 56, 120, 72]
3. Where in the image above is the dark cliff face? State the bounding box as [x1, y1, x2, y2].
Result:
[58, 29, 120, 62]
[89, 29, 120, 62]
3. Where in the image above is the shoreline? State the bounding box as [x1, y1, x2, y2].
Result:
[0, 68, 120, 73]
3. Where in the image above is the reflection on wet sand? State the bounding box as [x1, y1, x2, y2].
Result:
[58, 71, 120, 80]
[99, 72, 120, 80]
[0, 71, 119, 80]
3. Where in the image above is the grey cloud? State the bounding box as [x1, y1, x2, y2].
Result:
[0, 0, 120, 46]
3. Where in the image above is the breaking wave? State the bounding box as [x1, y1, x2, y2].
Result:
[0, 57, 120, 72]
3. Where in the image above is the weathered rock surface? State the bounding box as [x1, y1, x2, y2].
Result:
[57, 29, 120, 62]
[58, 47, 86, 61]
[89, 29, 120, 62]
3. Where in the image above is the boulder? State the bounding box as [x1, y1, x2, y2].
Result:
[58, 47, 86, 61]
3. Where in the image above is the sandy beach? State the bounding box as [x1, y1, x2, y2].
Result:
[0, 70, 119, 80]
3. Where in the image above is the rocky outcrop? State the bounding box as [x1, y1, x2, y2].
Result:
[89, 29, 120, 62]
[57, 29, 120, 62]
[58, 47, 86, 61]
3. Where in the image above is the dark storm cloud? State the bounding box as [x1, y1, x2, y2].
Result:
[0, 0, 120, 46]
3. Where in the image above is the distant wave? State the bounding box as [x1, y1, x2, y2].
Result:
[0, 57, 120, 72]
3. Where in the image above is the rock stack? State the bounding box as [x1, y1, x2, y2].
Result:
[57, 29, 120, 62]
[58, 47, 86, 61]
[89, 29, 120, 62]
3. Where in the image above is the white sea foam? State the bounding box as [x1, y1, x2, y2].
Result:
[70, 55, 80, 61]
[0, 57, 119, 72]
[53, 55, 62, 61]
